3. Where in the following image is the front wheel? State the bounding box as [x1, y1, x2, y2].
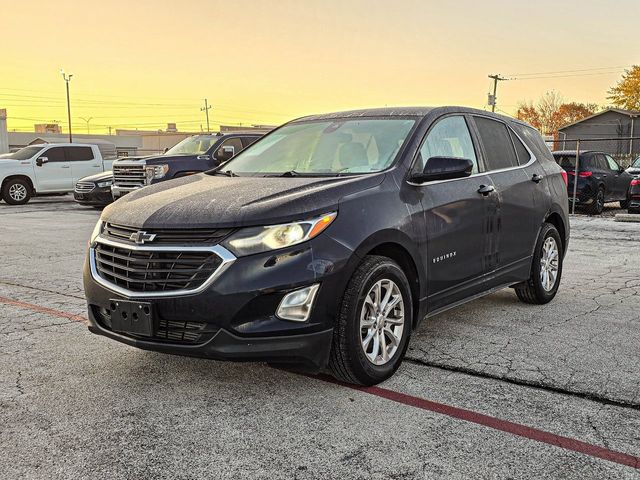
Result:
[329, 255, 412, 385]
[2, 178, 32, 205]
[515, 223, 563, 304]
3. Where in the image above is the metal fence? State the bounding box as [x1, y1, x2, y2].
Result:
[546, 136, 640, 214]
[547, 136, 640, 169]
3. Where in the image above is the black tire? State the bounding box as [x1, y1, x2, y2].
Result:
[585, 187, 604, 215]
[1, 178, 32, 205]
[620, 195, 630, 210]
[515, 223, 563, 305]
[328, 255, 413, 385]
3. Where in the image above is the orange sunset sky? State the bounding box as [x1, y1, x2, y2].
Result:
[1, 0, 639, 134]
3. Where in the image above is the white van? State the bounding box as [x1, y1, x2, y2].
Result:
[0, 143, 114, 205]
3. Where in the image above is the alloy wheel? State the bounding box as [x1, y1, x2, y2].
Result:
[540, 237, 559, 292]
[360, 279, 405, 366]
[9, 184, 27, 202]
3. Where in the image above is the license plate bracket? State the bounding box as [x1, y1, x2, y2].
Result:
[110, 299, 153, 337]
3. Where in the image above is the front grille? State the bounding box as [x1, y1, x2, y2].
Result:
[94, 242, 223, 293]
[92, 306, 217, 345]
[113, 164, 146, 188]
[75, 181, 95, 193]
[103, 223, 234, 245]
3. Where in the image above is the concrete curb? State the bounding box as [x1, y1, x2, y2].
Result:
[615, 213, 640, 222]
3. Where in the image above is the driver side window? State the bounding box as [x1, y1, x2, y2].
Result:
[415, 116, 478, 174]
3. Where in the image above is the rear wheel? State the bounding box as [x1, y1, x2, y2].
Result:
[515, 223, 563, 305]
[585, 187, 604, 215]
[620, 192, 630, 209]
[1, 178, 32, 205]
[329, 255, 412, 385]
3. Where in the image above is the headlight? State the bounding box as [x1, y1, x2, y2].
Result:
[97, 180, 113, 188]
[224, 212, 337, 256]
[89, 219, 103, 245]
[145, 164, 169, 181]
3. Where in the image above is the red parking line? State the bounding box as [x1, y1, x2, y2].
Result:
[0, 296, 88, 325]
[322, 378, 639, 470]
[1, 295, 638, 469]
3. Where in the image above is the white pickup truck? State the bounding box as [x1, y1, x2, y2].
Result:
[0, 143, 115, 205]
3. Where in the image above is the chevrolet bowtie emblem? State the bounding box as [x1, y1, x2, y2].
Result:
[129, 231, 157, 245]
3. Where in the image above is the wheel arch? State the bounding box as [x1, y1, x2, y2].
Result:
[543, 210, 567, 255]
[2, 174, 35, 194]
[348, 229, 425, 329]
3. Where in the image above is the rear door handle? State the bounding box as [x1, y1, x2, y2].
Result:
[532, 174, 544, 183]
[61, 165, 70, 169]
[477, 184, 495, 196]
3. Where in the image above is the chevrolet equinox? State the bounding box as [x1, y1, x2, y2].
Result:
[83, 107, 569, 385]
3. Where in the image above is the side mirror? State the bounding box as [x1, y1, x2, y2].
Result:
[216, 145, 236, 162]
[36, 156, 49, 167]
[410, 156, 474, 183]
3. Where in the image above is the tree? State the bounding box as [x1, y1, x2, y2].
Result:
[608, 66, 640, 111]
[516, 91, 599, 135]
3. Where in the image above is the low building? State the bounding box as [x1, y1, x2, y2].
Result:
[557, 108, 640, 163]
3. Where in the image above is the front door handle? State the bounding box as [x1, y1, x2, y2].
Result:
[477, 184, 495, 196]
[532, 174, 544, 183]
[61, 165, 70, 169]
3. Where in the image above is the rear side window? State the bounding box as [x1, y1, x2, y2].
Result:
[605, 155, 620, 171]
[474, 117, 519, 171]
[509, 130, 531, 165]
[65, 147, 94, 161]
[44, 147, 66, 162]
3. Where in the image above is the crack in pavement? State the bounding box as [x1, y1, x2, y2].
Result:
[0, 280, 86, 300]
[403, 357, 640, 412]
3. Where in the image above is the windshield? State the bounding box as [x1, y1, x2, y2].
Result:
[215, 118, 416, 176]
[633, 156, 640, 168]
[5, 146, 44, 160]
[165, 135, 217, 155]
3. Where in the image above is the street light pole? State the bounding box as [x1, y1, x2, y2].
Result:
[80, 117, 93, 134]
[61, 70, 73, 142]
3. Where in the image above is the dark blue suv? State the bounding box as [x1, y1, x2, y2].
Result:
[111, 132, 262, 198]
[84, 107, 569, 385]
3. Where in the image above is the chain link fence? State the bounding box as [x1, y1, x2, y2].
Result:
[547, 136, 640, 168]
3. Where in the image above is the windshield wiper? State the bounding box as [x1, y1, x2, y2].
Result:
[278, 170, 301, 177]
[212, 169, 239, 177]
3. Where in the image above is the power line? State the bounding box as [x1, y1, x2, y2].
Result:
[506, 65, 632, 77]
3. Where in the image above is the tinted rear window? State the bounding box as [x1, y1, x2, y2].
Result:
[474, 116, 519, 170]
[553, 154, 593, 170]
[65, 147, 94, 161]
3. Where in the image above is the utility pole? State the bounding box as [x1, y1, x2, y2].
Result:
[80, 117, 93, 134]
[201, 99, 211, 133]
[61, 69, 73, 142]
[488, 74, 507, 113]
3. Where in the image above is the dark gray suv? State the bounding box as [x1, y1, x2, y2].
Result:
[83, 107, 569, 385]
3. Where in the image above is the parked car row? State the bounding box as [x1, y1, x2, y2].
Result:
[1, 132, 262, 207]
[551, 150, 639, 214]
[0, 143, 114, 205]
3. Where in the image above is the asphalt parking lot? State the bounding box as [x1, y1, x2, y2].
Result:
[1, 196, 639, 479]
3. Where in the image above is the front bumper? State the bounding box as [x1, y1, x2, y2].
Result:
[74, 189, 113, 206]
[83, 233, 355, 369]
[111, 184, 141, 199]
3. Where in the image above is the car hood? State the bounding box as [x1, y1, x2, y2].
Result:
[0, 158, 26, 167]
[113, 154, 192, 164]
[78, 171, 112, 183]
[101, 172, 384, 229]
[626, 167, 640, 175]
